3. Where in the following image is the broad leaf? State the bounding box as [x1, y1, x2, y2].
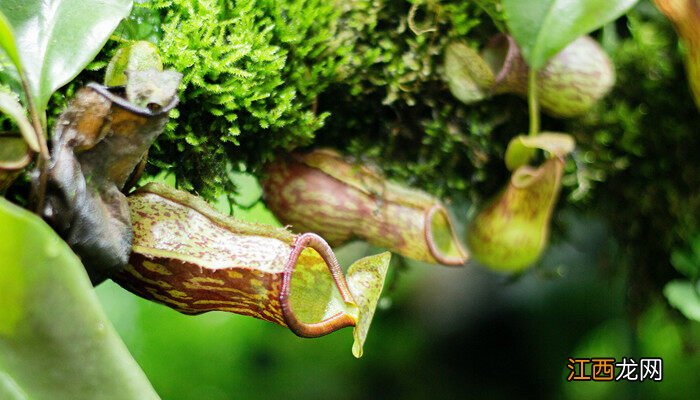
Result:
[0, 198, 159, 400]
[0, 0, 133, 110]
[0, 91, 38, 152]
[0, 60, 23, 96]
[502, 0, 638, 70]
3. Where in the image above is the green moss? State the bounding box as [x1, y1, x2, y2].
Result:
[139, 0, 365, 198]
[32, 0, 508, 203]
[316, 0, 517, 200]
[118, 0, 511, 202]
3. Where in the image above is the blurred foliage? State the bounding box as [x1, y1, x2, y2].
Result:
[670, 235, 700, 282]
[663, 235, 700, 321]
[664, 280, 700, 322]
[563, 303, 700, 400]
[569, 4, 700, 316]
[0, 198, 157, 400]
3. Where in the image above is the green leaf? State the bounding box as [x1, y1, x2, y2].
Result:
[671, 248, 700, 281]
[502, 0, 638, 70]
[0, 91, 37, 152]
[504, 132, 575, 170]
[0, 0, 133, 110]
[346, 252, 391, 358]
[664, 280, 700, 322]
[0, 10, 21, 73]
[0, 198, 159, 400]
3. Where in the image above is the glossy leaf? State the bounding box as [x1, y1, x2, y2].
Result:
[0, 198, 159, 400]
[0, 91, 37, 152]
[0, 0, 133, 110]
[502, 0, 638, 70]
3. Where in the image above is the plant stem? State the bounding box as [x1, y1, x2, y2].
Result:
[22, 79, 50, 214]
[528, 68, 540, 136]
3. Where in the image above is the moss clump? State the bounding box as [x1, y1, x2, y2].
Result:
[140, 0, 367, 198]
[98, 0, 510, 202]
[316, 0, 519, 201]
[12, 1, 507, 202]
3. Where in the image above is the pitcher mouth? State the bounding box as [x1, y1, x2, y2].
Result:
[482, 35, 508, 79]
[280, 232, 358, 338]
[425, 205, 469, 266]
[87, 82, 180, 116]
[481, 34, 526, 94]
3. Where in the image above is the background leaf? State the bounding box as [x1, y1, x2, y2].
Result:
[0, 0, 132, 110]
[664, 280, 700, 322]
[0, 198, 159, 400]
[502, 0, 638, 69]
